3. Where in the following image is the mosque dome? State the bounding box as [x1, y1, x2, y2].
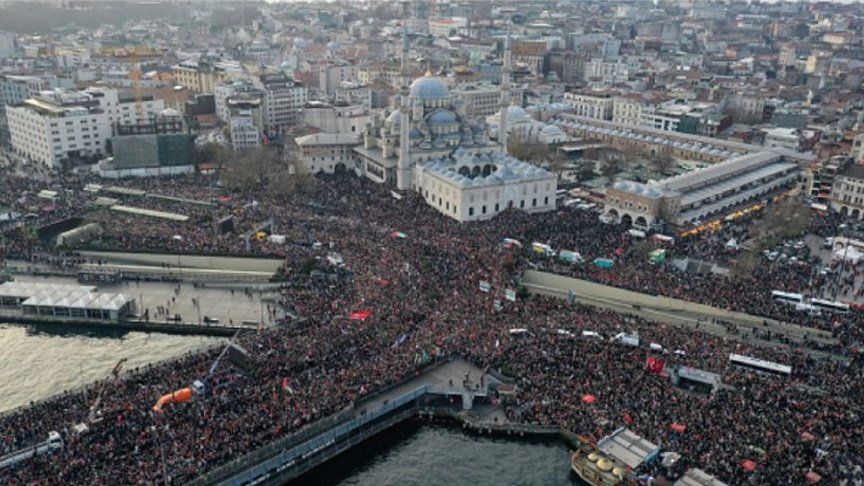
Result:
[426, 109, 458, 126]
[326, 41, 341, 51]
[386, 110, 402, 126]
[279, 61, 292, 70]
[410, 75, 449, 100]
[540, 125, 563, 136]
[506, 105, 530, 121]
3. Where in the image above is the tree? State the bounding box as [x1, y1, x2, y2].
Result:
[653, 152, 675, 176]
[601, 159, 619, 184]
[750, 197, 813, 244]
[508, 136, 550, 164]
[729, 249, 759, 280]
[193, 143, 232, 170]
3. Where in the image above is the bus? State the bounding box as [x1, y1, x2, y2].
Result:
[729, 353, 792, 378]
[810, 298, 849, 314]
[771, 290, 804, 305]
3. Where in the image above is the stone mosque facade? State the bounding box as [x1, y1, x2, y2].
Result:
[353, 30, 556, 222]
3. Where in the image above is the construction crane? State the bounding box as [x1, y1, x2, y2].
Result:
[130, 50, 145, 122]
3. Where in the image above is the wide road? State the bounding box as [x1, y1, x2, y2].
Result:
[521, 270, 837, 348]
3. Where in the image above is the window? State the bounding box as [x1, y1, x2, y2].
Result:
[469, 207, 474, 216]
[532, 198, 537, 207]
[520, 200, 525, 209]
[482, 205, 486, 214]
[495, 203, 499, 212]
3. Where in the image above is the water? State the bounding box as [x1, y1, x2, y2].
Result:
[291, 422, 585, 486]
[0, 323, 220, 413]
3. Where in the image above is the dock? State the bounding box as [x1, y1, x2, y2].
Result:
[0, 275, 284, 337]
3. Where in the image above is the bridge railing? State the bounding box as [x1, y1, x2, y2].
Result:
[189, 385, 429, 486]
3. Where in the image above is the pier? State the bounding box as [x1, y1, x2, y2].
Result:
[0, 275, 284, 337]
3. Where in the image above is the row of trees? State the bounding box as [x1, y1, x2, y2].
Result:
[193, 143, 315, 197]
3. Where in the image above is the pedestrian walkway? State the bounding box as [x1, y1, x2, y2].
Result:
[522, 270, 837, 346]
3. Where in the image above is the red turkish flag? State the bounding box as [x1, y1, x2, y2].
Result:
[646, 357, 665, 374]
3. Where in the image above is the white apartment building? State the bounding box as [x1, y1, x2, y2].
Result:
[428, 17, 468, 38]
[453, 83, 526, 118]
[214, 81, 264, 123]
[563, 92, 614, 120]
[294, 132, 359, 174]
[319, 64, 359, 96]
[584, 58, 631, 84]
[612, 96, 652, 127]
[252, 73, 308, 134]
[229, 116, 261, 152]
[852, 133, 864, 162]
[1, 75, 48, 145]
[763, 128, 800, 152]
[83, 87, 164, 127]
[830, 164, 864, 220]
[7, 91, 111, 168]
[302, 102, 369, 134]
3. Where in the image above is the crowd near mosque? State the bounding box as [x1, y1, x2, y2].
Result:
[1, 166, 863, 485]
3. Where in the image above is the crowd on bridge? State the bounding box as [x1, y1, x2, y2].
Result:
[0, 169, 862, 485]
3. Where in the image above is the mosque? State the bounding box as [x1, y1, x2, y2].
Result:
[353, 30, 557, 222]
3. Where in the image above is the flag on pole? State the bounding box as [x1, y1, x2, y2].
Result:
[391, 231, 408, 239]
[281, 378, 294, 395]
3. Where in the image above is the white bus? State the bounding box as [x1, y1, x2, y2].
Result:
[810, 298, 849, 314]
[771, 290, 804, 305]
[729, 353, 792, 377]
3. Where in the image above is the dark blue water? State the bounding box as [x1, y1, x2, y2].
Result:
[291, 422, 585, 486]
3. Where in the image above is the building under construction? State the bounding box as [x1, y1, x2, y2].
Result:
[99, 110, 195, 178]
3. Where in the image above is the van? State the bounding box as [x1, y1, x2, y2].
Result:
[582, 330, 604, 339]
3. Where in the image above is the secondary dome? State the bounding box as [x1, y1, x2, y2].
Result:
[386, 110, 402, 126]
[410, 75, 449, 100]
[426, 109, 458, 126]
[506, 105, 530, 121]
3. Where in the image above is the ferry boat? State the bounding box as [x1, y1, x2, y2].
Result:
[570, 428, 658, 486]
[570, 447, 632, 486]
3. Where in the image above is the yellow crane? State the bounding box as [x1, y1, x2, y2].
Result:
[130, 50, 144, 122]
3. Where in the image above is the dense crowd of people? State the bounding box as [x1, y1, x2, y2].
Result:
[0, 168, 862, 485]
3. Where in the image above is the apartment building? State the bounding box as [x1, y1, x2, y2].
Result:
[0, 75, 48, 145]
[7, 90, 111, 168]
[563, 92, 615, 121]
[252, 73, 308, 133]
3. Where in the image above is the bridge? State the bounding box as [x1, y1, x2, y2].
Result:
[187, 358, 495, 486]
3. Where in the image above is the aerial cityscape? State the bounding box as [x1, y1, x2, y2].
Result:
[0, 0, 863, 485]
